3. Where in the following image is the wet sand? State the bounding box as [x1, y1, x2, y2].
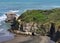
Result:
[1, 35, 31, 43]
[1, 35, 55, 43]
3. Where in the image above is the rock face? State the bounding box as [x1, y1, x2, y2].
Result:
[22, 22, 38, 32]
[5, 12, 16, 23]
[5, 12, 19, 31]
[5, 12, 49, 35]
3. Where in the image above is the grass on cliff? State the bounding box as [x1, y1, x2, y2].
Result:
[18, 8, 60, 24]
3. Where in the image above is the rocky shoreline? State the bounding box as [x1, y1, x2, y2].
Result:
[4, 11, 60, 43]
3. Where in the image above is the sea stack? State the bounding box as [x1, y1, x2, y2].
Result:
[5, 12, 17, 23]
[5, 12, 19, 32]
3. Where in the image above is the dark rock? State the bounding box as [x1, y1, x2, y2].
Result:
[49, 23, 55, 40]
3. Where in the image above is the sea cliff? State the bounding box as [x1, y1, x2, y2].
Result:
[5, 8, 60, 43]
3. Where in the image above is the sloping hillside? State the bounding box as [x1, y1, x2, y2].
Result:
[18, 8, 60, 24]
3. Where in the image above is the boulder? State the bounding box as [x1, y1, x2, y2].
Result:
[5, 12, 16, 23]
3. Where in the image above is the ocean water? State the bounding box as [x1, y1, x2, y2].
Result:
[0, 0, 60, 42]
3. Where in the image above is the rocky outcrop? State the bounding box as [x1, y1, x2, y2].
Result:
[5, 12, 19, 32]
[5, 12, 16, 23]
[5, 12, 55, 36]
[22, 22, 38, 32]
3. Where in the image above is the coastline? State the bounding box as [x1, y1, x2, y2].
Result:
[1, 35, 55, 43]
[3, 8, 60, 43]
[1, 35, 31, 43]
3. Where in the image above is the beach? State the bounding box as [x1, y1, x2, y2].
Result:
[1, 35, 41, 43]
[1, 35, 55, 43]
[1, 35, 31, 43]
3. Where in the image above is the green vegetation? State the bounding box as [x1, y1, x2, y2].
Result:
[18, 8, 60, 24]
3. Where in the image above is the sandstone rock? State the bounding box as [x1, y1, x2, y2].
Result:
[5, 12, 17, 23]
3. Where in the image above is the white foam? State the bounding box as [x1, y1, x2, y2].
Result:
[9, 10, 19, 13]
[0, 14, 6, 22]
[0, 14, 6, 28]
[0, 10, 19, 21]
[0, 29, 6, 34]
[0, 29, 4, 32]
[4, 10, 20, 13]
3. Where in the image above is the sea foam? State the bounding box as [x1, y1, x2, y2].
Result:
[0, 10, 17, 42]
